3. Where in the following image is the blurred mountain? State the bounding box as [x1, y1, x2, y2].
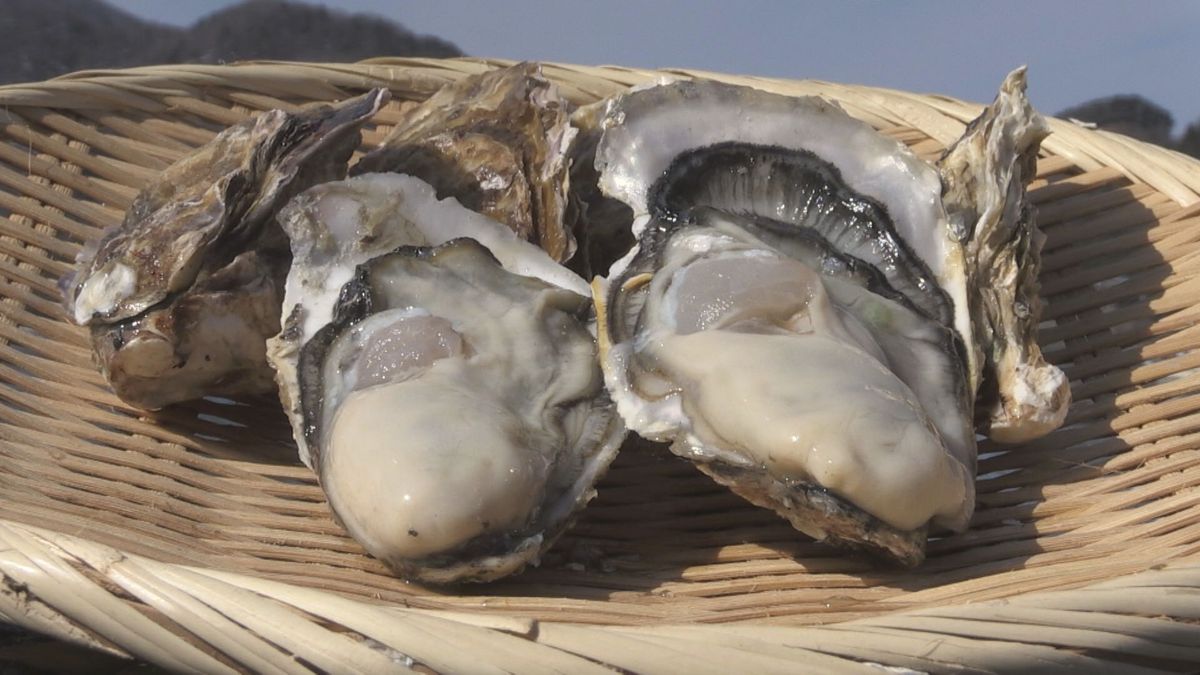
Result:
[1179, 122, 1200, 159]
[1058, 95, 1174, 147]
[0, 0, 462, 85]
[159, 0, 461, 64]
[0, 0, 177, 83]
[1057, 94, 1200, 160]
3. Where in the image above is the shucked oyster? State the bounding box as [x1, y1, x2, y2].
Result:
[353, 63, 577, 262]
[597, 210, 974, 564]
[592, 78, 1050, 565]
[268, 174, 623, 582]
[62, 89, 388, 409]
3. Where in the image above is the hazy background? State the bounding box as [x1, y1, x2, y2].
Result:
[105, 0, 1200, 127]
[3, 0, 1198, 151]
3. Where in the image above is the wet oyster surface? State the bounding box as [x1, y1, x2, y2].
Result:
[268, 173, 623, 583]
[62, 89, 388, 409]
[589, 76, 1061, 565]
[268, 173, 588, 469]
[300, 240, 622, 582]
[599, 211, 975, 564]
[353, 62, 577, 262]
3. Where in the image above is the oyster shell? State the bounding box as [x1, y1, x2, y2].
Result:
[563, 99, 634, 278]
[353, 63, 577, 262]
[62, 89, 388, 409]
[939, 68, 1070, 443]
[593, 80, 984, 564]
[268, 174, 623, 582]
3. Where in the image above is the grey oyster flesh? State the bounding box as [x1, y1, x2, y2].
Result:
[594, 79, 977, 393]
[648, 142, 957, 331]
[600, 210, 975, 566]
[268, 173, 589, 470]
[62, 89, 388, 409]
[938, 68, 1070, 443]
[297, 239, 622, 583]
[352, 63, 576, 263]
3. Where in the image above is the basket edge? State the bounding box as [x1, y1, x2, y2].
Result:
[1, 59, 1197, 207]
[3, 520, 1197, 673]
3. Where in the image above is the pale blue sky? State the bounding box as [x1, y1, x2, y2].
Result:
[106, 0, 1200, 131]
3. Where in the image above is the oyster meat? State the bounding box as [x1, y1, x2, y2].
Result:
[269, 173, 588, 468]
[353, 63, 577, 262]
[592, 76, 1057, 564]
[62, 89, 388, 409]
[269, 173, 623, 582]
[597, 209, 974, 565]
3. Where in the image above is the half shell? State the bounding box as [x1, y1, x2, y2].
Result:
[593, 80, 980, 564]
[268, 174, 623, 582]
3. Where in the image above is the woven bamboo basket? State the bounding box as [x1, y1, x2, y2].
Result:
[1, 57, 1199, 673]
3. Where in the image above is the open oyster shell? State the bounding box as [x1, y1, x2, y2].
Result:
[61, 89, 388, 409]
[353, 63, 577, 262]
[268, 174, 623, 582]
[595, 79, 977, 381]
[593, 79, 990, 565]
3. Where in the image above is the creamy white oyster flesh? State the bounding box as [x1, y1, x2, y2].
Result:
[268, 173, 587, 468]
[600, 212, 974, 560]
[298, 239, 622, 583]
[939, 68, 1070, 443]
[594, 79, 977, 390]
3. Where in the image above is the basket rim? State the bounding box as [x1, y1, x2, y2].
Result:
[3, 519, 1198, 672]
[0, 57, 1198, 207]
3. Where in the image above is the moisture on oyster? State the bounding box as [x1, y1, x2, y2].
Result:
[593, 74, 1065, 565]
[61, 89, 388, 409]
[268, 174, 624, 583]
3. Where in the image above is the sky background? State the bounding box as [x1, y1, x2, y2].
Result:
[106, 0, 1200, 133]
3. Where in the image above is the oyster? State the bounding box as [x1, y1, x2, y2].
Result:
[268, 173, 588, 468]
[353, 63, 577, 262]
[939, 68, 1070, 443]
[268, 174, 623, 582]
[62, 89, 388, 409]
[594, 80, 984, 565]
